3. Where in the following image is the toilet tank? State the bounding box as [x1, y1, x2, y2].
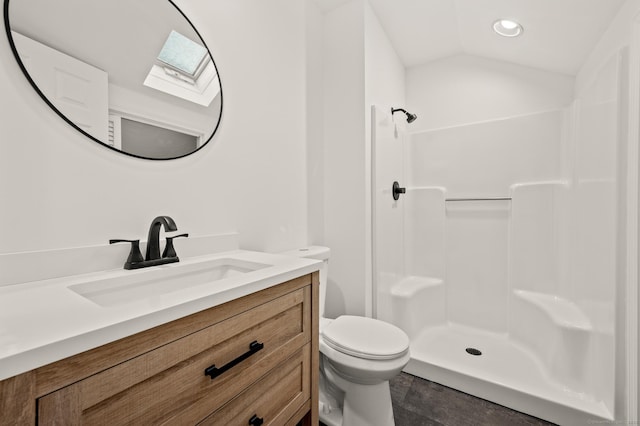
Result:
[280, 246, 330, 318]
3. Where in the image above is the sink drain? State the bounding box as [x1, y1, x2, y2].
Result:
[466, 347, 482, 356]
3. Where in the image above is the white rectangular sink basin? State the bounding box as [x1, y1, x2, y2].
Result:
[68, 257, 271, 307]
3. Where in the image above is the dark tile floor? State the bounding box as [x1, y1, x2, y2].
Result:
[389, 373, 556, 426]
[319, 372, 556, 426]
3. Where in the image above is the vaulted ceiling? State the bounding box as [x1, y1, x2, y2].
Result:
[314, 0, 626, 75]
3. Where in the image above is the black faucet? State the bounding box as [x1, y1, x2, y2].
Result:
[146, 216, 177, 261]
[110, 216, 188, 270]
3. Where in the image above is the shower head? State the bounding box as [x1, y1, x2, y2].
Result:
[391, 107, 417, 123]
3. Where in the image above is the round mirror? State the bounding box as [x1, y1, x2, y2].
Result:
[4, 0, 223, 160]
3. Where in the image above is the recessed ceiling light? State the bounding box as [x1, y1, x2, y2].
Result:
[493, 19, 523, 37]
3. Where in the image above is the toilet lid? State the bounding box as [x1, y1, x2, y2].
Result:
[321, 315, 409, 360]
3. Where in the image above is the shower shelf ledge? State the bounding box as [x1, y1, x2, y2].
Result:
[514, 290, 592, 331]
[391, 276, 443, 298]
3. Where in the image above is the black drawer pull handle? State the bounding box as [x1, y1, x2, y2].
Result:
[204, 340, 264, 380]
[249, 414, 264, 426]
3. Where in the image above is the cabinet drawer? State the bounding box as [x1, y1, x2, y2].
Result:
[38, 286, 311, 425]
[199, 344, 310, 426]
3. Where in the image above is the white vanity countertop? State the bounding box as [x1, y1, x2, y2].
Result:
[0, 250, 321, 381]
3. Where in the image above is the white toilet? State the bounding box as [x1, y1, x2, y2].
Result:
[283, 246, 410, 426]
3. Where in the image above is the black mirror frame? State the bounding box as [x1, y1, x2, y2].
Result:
[3, 0, 223, 161]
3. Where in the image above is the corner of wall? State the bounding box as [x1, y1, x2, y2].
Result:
[321, 0, 367, 317]
[575, 0, 640, 96]
[306, 0, 325, 246]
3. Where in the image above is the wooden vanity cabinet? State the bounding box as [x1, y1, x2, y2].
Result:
[0, 272, 319, 426]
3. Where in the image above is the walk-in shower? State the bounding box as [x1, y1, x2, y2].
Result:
[372, 45, 626, 425]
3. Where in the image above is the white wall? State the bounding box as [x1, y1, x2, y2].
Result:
[306, 0, 325, 246]
[0, 0, 309, 254]
[364, 2, 406, 118]
[576, 0, 640, 94]
[406, 54, 575, 132]
[364, 1, 406, 317]
[371, 105, 406, 322]
[320, 0, 405, 318]
[321, 0, 365, 318]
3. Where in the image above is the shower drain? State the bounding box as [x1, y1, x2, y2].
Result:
[465, 347, 482, 356]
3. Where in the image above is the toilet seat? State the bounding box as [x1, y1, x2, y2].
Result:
[321, 315, 409, 360]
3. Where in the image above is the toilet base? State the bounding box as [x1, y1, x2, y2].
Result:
[323, 360, 396, 426]
[342, 380, 394, 426]
[319, 398, 343, 426]
[319, 356, 344, 426]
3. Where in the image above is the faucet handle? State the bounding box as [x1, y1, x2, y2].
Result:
[162, 233, 189, 259]
[109, 239, 145, 269]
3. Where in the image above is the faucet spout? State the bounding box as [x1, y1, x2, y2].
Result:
[145, 216, 178, 261]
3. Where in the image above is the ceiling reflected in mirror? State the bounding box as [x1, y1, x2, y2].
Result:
[4, 0, 223, 160]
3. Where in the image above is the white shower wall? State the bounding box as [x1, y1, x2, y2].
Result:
[562, 50, 625, 410]
[404, 110, 565, 334]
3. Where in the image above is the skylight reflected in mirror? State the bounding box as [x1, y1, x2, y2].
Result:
[158, 30, 208, 78]
[144, 30, 219, 107]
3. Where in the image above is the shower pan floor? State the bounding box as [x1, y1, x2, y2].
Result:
[403, 323, 612, 426]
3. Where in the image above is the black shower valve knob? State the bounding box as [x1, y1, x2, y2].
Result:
[392, 181, 406, 200]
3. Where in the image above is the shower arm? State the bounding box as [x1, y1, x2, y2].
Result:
[391, 107, 417, 123]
